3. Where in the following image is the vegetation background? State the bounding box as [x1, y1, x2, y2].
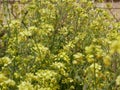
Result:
[0, 0, 120, 90]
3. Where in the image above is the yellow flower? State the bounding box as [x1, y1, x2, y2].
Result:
[89, 63, 101, 70]
[116, 75, 120, 85]
[18, 81, 34, 90]
[103, 55, 111, 66]
[86, 54, 94, 63]
[2, 57, 11, 67]
[73, 53, 84, 60]
[72, 60, 78, 65]
[110, 40, 120, 54]
[4, 79, 15, 86]
[85, 45, 94, 54]
[0, 74, 8, 83]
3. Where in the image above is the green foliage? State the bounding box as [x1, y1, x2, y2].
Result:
[0, 0, 120, 90]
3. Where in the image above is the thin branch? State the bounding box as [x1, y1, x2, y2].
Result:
[96, 7, 120, 9]
[108, 8, 120, 22]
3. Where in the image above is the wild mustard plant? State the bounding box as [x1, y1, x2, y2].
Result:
[0, 0, 120, 90]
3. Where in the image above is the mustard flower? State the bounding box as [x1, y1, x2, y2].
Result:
[116, 75, 120, 86]
[18, 81, 34, 90]
[1, 57, 11, 67]
[103, 55, 111, 66]
[110, 38, 120, 54]
[0, 74, 8, 83]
